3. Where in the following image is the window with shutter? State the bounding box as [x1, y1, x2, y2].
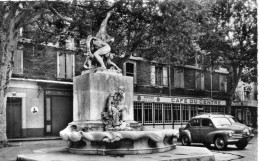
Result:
[57, 51, 74, 79]
[151, 66, 168, 86]
[155, 67, 162, 85]
[124, 61, 136, 84]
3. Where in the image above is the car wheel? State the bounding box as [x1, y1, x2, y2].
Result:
[181, 135, 191, 146]
[235, 141, 248, 150]
[203, 142, 211, 148]
[214, 136, 227, 150]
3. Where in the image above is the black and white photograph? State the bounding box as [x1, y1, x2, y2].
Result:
[0, 0, 258, 161]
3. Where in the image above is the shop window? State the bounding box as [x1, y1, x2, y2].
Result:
[151, 66, 168, 86]
[218, 106, 225, 114]
[182, 105, 189, 123]
[174, 104, 181, 124]
[197, 105, 205, 114]
[164, 104, 172, 124]
[144, 103, 153, 124]
[46, 98, 51, 121]
[154, 103, 163, 124]
[190, 119, 200, 126]
[57, 52, 74, 79]
[124, 62, 136, 84]
[190, 105, 198, 118]
[211, 106, 218, 113]
[204, 106, 211, 113]
[134, 102, 142, 123]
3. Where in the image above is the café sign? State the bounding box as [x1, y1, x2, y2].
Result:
[134, 95, 226, 106]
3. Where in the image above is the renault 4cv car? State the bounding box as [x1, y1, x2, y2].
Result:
[179, 113, 254, 150]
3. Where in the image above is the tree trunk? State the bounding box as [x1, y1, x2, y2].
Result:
[0, 82, 8, 146]
[226, 66, 243, 115]
[0, 16, 19, 146]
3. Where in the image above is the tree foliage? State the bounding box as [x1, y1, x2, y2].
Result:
[22, 0, 206, 66]
[195, 0, 257, 113]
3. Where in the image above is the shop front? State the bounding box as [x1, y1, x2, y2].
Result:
[133, 95, 227, 130]
[6, 79, 73, 138]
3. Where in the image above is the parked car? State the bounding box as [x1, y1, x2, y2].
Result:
[179, 113, 254, 150]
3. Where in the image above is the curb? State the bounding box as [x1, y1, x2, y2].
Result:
[8, 137, 62, 142]
[17, 146, 215, 161]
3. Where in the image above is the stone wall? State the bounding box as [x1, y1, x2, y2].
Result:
[23, 44, 57, 80]
[136, 61, 151, 85]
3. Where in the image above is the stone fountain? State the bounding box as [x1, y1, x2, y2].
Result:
[59, 69, 179, 155]
[59, 10, 178, 155]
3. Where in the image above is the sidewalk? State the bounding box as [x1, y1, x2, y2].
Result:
[0, 140, 67, 161]
[8, 136, 61, 142]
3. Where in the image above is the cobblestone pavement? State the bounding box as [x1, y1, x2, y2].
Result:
[0, 140, 67, 161]
[0, 135, 258, 161]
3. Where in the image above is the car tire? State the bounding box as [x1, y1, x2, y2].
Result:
[214, 136, 227, 150]
[235, 141, 248, 150]
[203, 142, 211, 148]
[181, 135, 191, 146]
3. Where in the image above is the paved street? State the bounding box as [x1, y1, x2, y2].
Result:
[0, 133, 258, 161]
[176, 133, 258, 161]
[212, 133, 258, 161]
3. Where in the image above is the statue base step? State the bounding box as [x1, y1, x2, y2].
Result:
[69, 121, 105, 132]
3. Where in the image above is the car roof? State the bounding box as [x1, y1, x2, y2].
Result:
[192, 113, 233, 119]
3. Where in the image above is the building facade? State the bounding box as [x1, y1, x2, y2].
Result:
[231, 81, 258, 128]
[5, 40, 81, 138]
[118, 56, 230, 130]
[6, 40, 256, 138]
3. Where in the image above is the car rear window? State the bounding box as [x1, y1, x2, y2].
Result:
[212, 117, 232, 126]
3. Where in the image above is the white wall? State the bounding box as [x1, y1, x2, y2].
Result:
[7, 80, 44, 129]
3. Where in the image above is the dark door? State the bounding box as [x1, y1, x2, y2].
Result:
[200, 119, 214, 142]
[51, 96, 73, 135]
[6, 97, 22, 138]
[188, 118, 201, 142]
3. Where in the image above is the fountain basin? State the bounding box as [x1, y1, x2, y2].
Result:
[60, 125, 179, 155]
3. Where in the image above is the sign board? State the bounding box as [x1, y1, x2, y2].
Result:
[31, 106, 39, 114]
[134, 95, 226, 106]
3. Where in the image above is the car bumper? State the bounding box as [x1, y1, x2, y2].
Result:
[227, 134, 254, 143]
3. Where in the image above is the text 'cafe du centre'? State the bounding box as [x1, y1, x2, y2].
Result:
[134, 95, 226, 106]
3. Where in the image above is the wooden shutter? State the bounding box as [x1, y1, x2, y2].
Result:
[133, 62, 137, 84]
[163, 67, 168, 86]
[174, 68, 184, 88]
[57, 51, 65, 78]
[66, 53, 74, 79]
[13, 49, 23, 75]
[151, 65, 155, 85]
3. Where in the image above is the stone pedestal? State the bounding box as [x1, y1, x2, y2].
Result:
[70, 72, 135, 131]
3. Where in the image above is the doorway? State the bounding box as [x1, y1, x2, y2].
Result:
[45, 96, 73, 136]
[6, 97, 22, 138]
